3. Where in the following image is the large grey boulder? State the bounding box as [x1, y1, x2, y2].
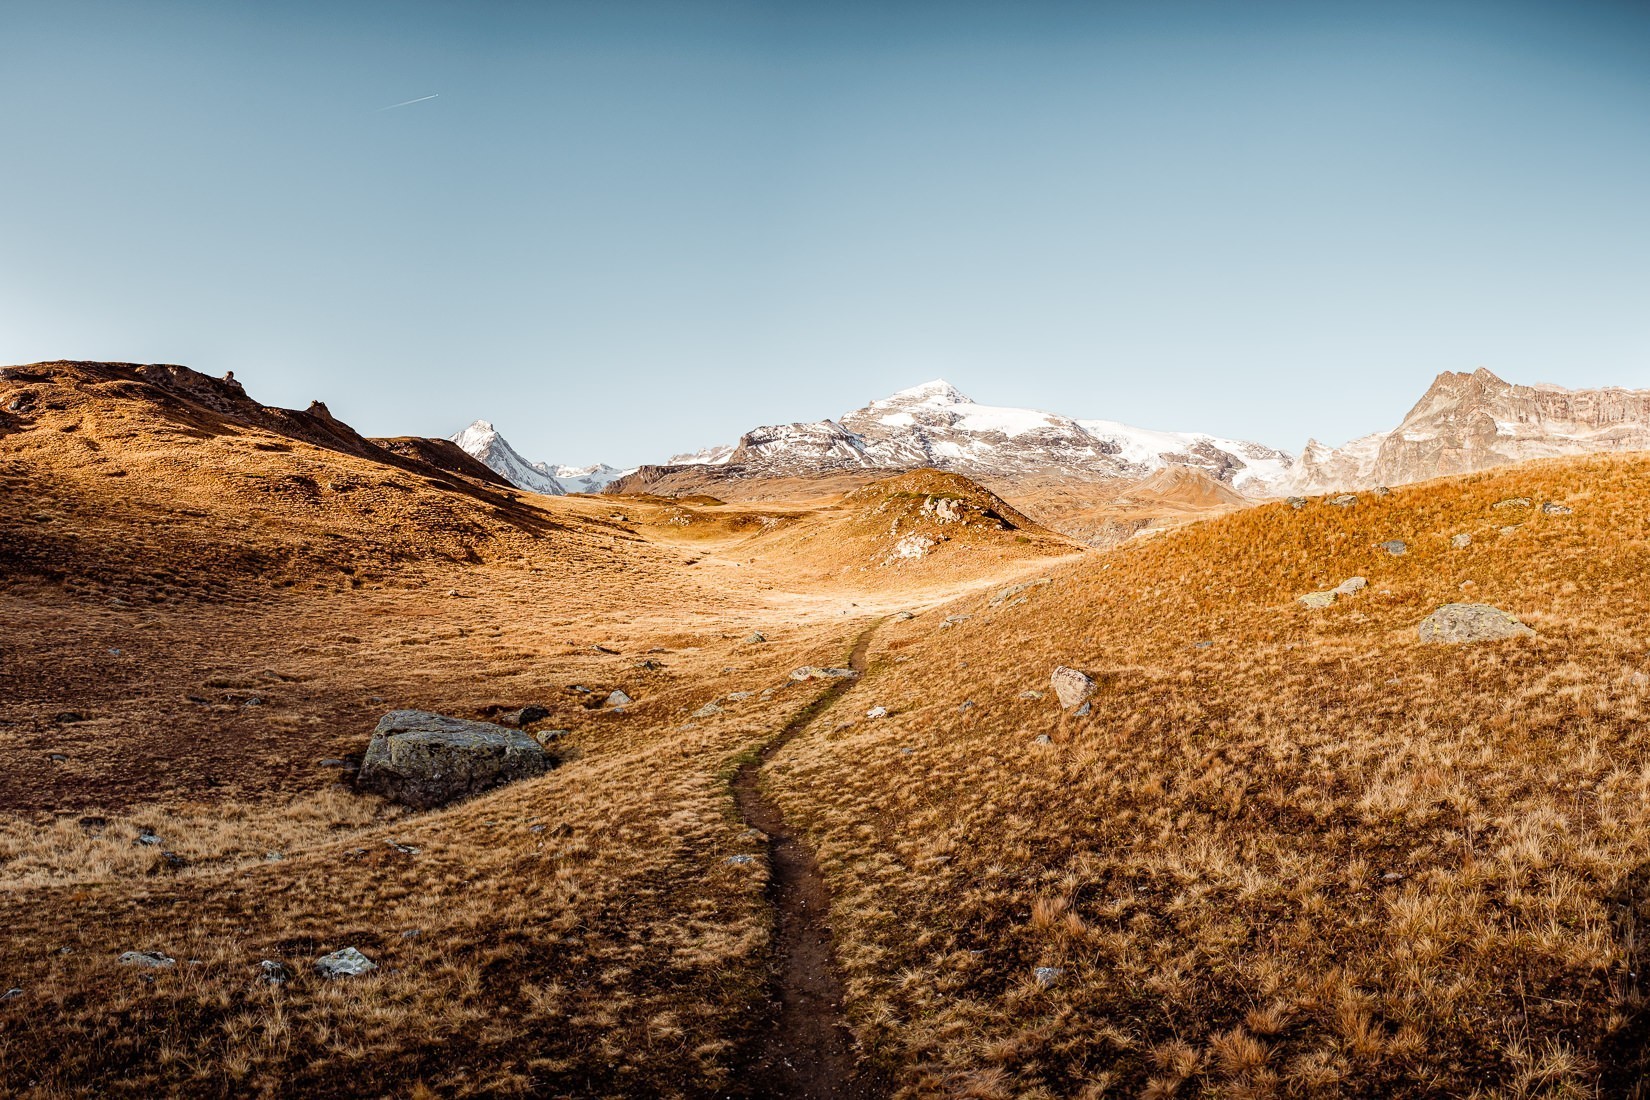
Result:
[1050, 666, 1095, 709]
[358, 710, 555, 810]
[1417, 604, 1535, 644]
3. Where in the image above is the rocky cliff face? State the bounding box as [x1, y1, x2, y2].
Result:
[1287, 368, 1650, 492]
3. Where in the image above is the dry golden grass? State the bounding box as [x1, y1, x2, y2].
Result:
[769, 454, 1650, 1096]
[8, 360, 1650, 1096]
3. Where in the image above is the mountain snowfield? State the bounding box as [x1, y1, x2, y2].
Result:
[667, 379, 1298, 495]
[448, 421, 627, 496]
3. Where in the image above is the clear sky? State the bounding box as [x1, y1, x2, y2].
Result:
[3, 1, 1647, 466]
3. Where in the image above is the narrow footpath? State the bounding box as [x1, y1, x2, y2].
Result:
[731, 622, 886, 1100]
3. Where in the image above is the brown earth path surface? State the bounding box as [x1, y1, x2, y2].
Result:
[732, 622, 887, 1100]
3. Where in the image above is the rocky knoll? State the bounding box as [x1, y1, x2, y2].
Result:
[358, 710, 556, 809]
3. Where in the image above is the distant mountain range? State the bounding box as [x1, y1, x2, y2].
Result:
[448, 421, 627, 496]
[453, 370, 1650, 503]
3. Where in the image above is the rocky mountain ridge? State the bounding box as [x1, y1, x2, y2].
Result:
[1287, 368, 1650, 492]
[622, 379, 1295, 497]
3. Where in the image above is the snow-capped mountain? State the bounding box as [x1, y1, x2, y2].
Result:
[449, 421, 626, 495]
[1284, 368, 1650, 493]
[646, 380, 1294, 495]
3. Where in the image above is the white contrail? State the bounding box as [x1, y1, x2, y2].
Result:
[377, 94, 439, 111]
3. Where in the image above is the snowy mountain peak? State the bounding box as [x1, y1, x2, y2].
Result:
[448, 420, 627, 496]
[879, 379, 974, 406]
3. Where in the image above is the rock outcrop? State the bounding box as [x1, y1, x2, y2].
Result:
[1417, 604, 1536, 644]
[358, 710, 555, 810]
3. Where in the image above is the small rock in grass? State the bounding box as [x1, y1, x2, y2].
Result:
[894, 611, 915, 621]
[744, 632, 767, 644]
[1018, 690, 1044, 700]
[1492, 497, 1531, 509]
[1033, 734, 1052, 745]
[1451, 533, 1471, 549]
[1034, 966, 1063, 988]
[1334, 577, 1367, 595]
[1297, 591, 1336, 609]
[1193, 641, 1213, 649]
[691, 702, 723, 718]
[1379, 540, 1407, 556]
[1074, 701, 1091, 718]
[1542, 501, 1572, 515]
[958, 700, 976, 713]
[606, 689, 632, 708]
[1049, 666, 1095, 709]
[724, 854, 755, 865]
[1286, 496, 1306, 509]
[259, 960, 290, 984]
[1329, 494, 1357, 507]
[119, 950, 175, 969]
[315, 947, 376, 979]
[136, 833, 162, 846]
[0, 987, 21, 1001]
[866, 706, 888, 719]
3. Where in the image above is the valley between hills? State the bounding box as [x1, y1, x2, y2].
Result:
[5, 361, 1650, 1097]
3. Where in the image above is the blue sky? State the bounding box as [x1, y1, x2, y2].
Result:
[3, 1, 1647, 466]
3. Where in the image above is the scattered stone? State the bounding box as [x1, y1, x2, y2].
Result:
[1499, 526, 1519, 536]
[319, 758, 348, 768]
[1542, 501, 1572, 515]
[893, 611, 915, 621]
[1379, 540, 1407, 556]
[1033, 734, 1052, 745]
[1382, 872, 1404, 882]
[744, 632, 767, 644]
[533, 728, 569, 747]
[1492, 497, 1531, 509]
[259, 960, 290, 984]
[1034, 966, 1063, 988]
[1193, 641, 1213, 649]
[1286, 496, 1306, 509]
[1074, 701, 1091, 718]
[789, 666, 857, 681]
[315, 947, 376, 979]
[1333, 577, 1368, 595]
[958, 700, 976, 713]
[1374, 486, 1392, 497]
[1049, 666, 1096, 709]
[591, 644, 619, 655]
[990, 577, 1052, 606]
[691, 702, 723, 719]
[723, 854, 755, 865]
[47, 752, 68, 763]
[0, 988, 21, 1002]
[1328, 494, 1358, 507]
[1297, 591, 1337, 609]
[941, 614, 971, 628]
[119, 950, 175, 969]
[1451, 533, 1471, 549]
[386, 841, 421, 854]
[566, 685, 591, 694]
[727, 691, 751, 701]
[1417, 603, 1535, 644]
[357, 710, 556, 810]
[899, 747, 914, 755]
[497, 704, 550, 728]
[635, 659, 664, 671]
[136, 832, 163, 847]
[1018, 690, 1044, 700]
[866, 706, 888, 719]
[606, 689, 633, 708]
[445, 589, 461, 599]
[264, 851, 284, 862]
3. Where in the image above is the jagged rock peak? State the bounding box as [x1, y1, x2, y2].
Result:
[873, 379, 975, 406]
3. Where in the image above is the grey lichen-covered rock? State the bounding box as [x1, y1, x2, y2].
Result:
[1297, 591, 1337, 609]
[605, 689, 632, 708]
[1451, 533, 1472, 549]
[1328, 494, 1358, 507]
[1417, 604, 1535, 644]
[358, 710, 555, 810]
[1049, 666, 1095, 709]
[1286, 496, 1307, 509]
[1542, 501, 1572, 515]
[315, 947, 376, 979]
[1379, 540, 1407, 556]
[119, 950, 175, 968]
